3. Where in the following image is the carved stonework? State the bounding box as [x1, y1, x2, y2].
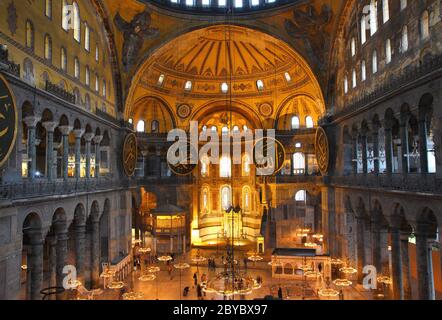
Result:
[122, 133, 138, 177]
[7, 1, 17, 36]
[315, 127, 330, 176]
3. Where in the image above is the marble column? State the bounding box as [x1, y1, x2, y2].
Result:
[415, 226, 435, 300]
[55, 223, 68, 300]
[352, 137, 358, 175]
[59, 126, 72, 181]
[84, 133, 95, 180]
[42, 122, 57, 182]
[361, 135, 368, 174]
[73, 129, 84, 180]
[23, 116, 40, 181]
[373, 131, 380, 174]
[93, 135, 103, 179]
[371, 215, 382, 272]
[384, 127, 394, 174]
[418, 118, 429, 173]
[390, 225, 403, 300]
[47, 234, 57, 293]
[400, 233, 412, 300]
[75, 224, 86, 282]
[355, 215, 366, 282]
[400, 122, 409, 174]
[26, 230, 43, 300]
[90, 218, 100, 288]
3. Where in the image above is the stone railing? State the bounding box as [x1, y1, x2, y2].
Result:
[137, 175, 194, 186]
[95, 108, 120, 126]
[331, 54, 442, 121]
[45, 80, 76, 104]
[0, 45, 20, 77]
[328, 173, 442, 194]
[0, 178, 121, 201]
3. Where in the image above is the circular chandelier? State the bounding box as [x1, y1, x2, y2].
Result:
[174, 263, 190, 270]
[332, 279, 352, 287]
[139, 273, 156, 282]
[304, 242, 319, 248]
[318, 288, 340, 298]
[122, 292, 144, 300]
[377, 276, 392, 285]
[299, 264, 313, 272]
[204, 271, 255, 297]
[158, 255, 172, 262]
[107, 281, 125, 289]
[192, 256, 207, 264]
[147, 266, 161, 273]
[248, 255, 263, 263]
[304, 271, 322, 279]
[138, 247, 152, 254]
[339, 266, 357, 275]
[330, 258, 344, 265]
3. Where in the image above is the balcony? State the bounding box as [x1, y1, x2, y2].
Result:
[0, 45, 20, 77]
[45, 80, 75, 104]
[0, 179, 119, 201]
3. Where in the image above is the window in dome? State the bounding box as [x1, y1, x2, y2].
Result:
[218, 0, 226, 7]
[370, 0, 378, 36]
[306, 116, 314, 129]
[291, 116, 300, 130]
[211, 126, 217, 133]
[361, 16, 367, 44]
[136, 120, 145, 133]
[233, 126, 240, 133]
[186, 0, 195, 6]
[243, 125, 249, 132]
[85, 66, 90, 86]
[221, 82, 229, 93]
[295, 190, 306, 202]
[234, 0, 243, 8]
[256, 80, 264, 90]
[44, 34, 52, 62]
[344, 76, 348, 94]
[95, 74, 99, 92]
[158, 74, 165, 86]
[284, 72, 292, 82]
[84, 23, 90, 52]
[73, 2, 81, 42]
[95, 45, 99, 62]
[45, 0, 52, 18]
[222, 127, 229, 135]
[185, 80, 193, 91]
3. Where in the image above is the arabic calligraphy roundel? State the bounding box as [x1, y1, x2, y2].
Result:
[0, 74, 17, 168]
[123, 133, 138, 177]
[315, 127, 330, 176]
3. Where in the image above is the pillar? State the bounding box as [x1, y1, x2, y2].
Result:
[384, 127, 394, 174]
[75, 223, 86, 282]
[42, 122, 57, 182]
[59, 126, 72, 181]
[26, 230, 43, 300]
[418, 118, 429, 173]
[93, 135, 103, 179]
[84, 133, 95, 180]
[355, 215, 366, 282]
[352, 137, 358, 175]
[361, 134, 368, 174]
[371, 214, 382, 272]
[90, 217, 100, 288]
[390, 224, 403, 300]
[54, 222, 68, 300]
[47, 234, 57, 297]
[23, 116, 40, 181]
[73, 129, 84, 180]
[416, 225, 435, 300]
[399, 122, 409, 174]
[373, 130, 380, 174]
[400, 232, 412, 300]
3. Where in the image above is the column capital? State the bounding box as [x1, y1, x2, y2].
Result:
[59, 126, 73, 136]
[73, 129, 85, 139]
[83, 133, 95, 142]
[42, 121, 57, 133]
[93, 135, 103, 144]
[23, 116, 41, 128]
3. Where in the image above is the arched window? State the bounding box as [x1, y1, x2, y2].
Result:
[151, 120, 159, 133]
[220, 156, 231, 178]
[382, 0, 390, 24]
[201, 155, 210, 177]
[102, 80, 106, 97]
[221, 186, 232, 211]
[401, 26, 409, 53]
[351, 38, 356, 57]
[85, 66, 90, 86]
[344, 76, 348, 94]
[44, 34, 52, 62]
[222, 126, 229, 135]
[242, 186, 251, 212]
[242, 154, 251, 176]
[256, 80, 264, 90]
[62, 0, 69, 30]
[211, 126, 217, 133]
[361, 60, 366, 81]
[352, 69, 357, 88]
[221, 82, 229, 93]
[73, 2, 81, 42]
[291, 116, 300, 130]
[201, 187, 210, 214]
[136, 120, 145, 133]
[295, 190, 306, 202]
[306, 116, 314, 129]
[385, 39, 392, 64]
[420, 11, 430, 40]
[95, 45, 99, 62]
[60, 47, 67, 71]
[234, 0, 243, 8]
[74, 57, 80, 79]
[372, 51, 378, 74]
[95, 74, 99, 92]
[84, 94, 90, 110]
[184, 80, 192, 91]
[293, 153, 305, 175]
[45, 0, 52, 18]
[360, 16, 367, 44]
[25, 20, 34, 50]
[370, 0, 378, 36]
[84, 22, 90, 51]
